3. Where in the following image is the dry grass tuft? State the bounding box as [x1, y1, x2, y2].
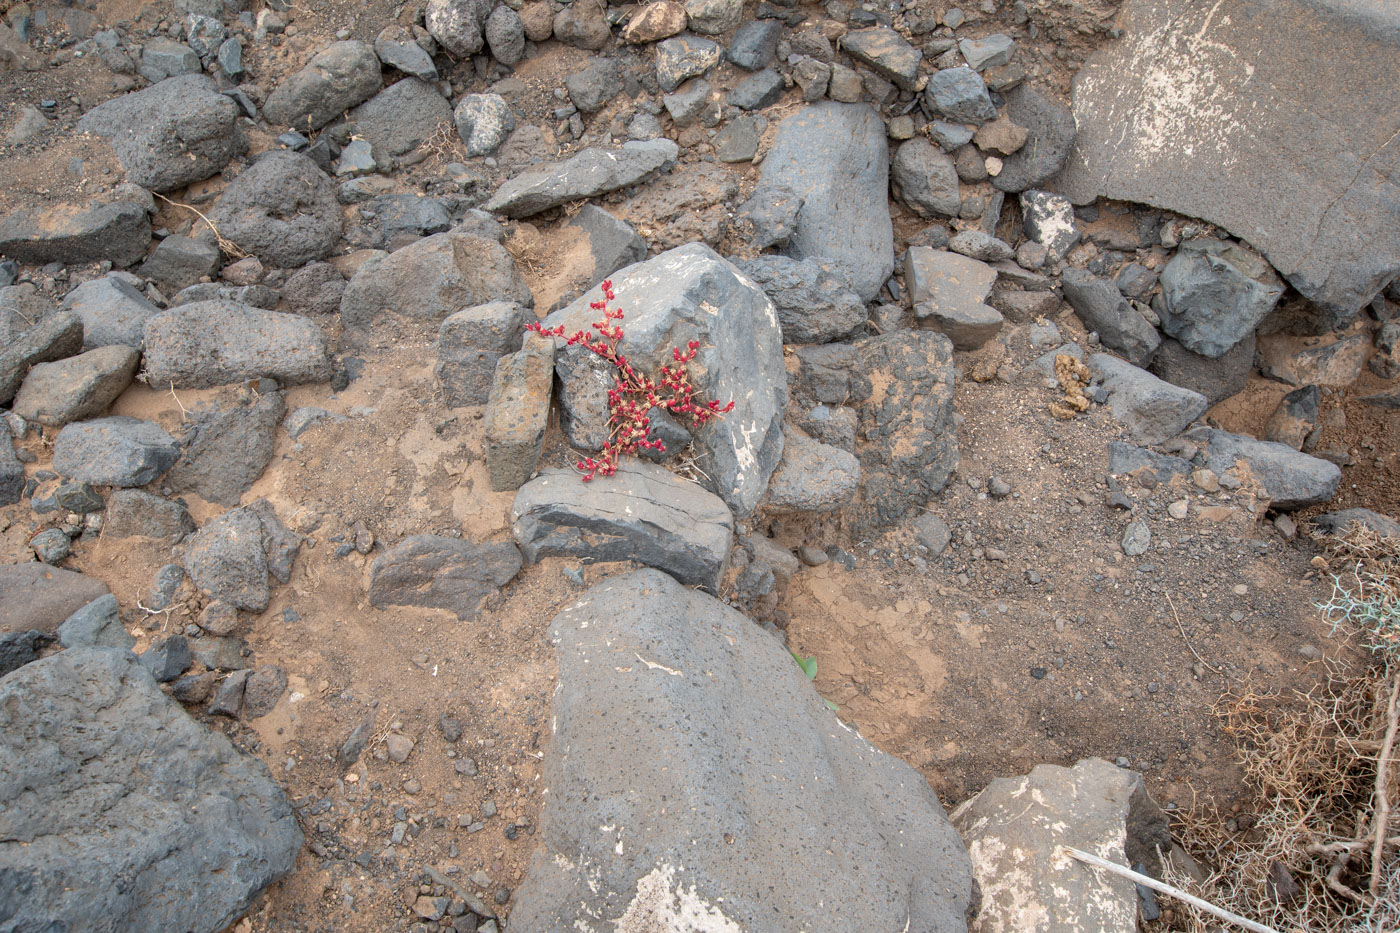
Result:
[1160, 524, 1400, 933]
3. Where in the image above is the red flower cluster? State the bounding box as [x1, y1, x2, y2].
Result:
[527, 280, 736, 481]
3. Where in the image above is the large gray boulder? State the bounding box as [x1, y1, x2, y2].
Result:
[512, 461, 734, 592]
[1190, 426, 1342, 509]
[183, 507, 274, 611]
[512, 570, 976, 930]
[484, 139, 679, 218]
[0, 563, 109, 635]
[340, 229, 533, 331]
[1090, 353, 1208, 446]
[208, 151, 343, 268]
[891, 138, 961, 219]
[0, 648, 302, 933]
[1157, 238, 1284, 357]
[425, 0, 495, 57]
[143, 302, 331, 388]
[759, 102, 893, 301]
[991, 84, 1076, 193]
[367, 535, 521, 620]
[262, 40, 382, 131]
[76, 75, 246, 192]
[733, 254, 866, 344]
[1055, 0, 1400, 318]
[542, 243, 788, 516]
[0, 311, 84, 405]
[851, 331, 959, 530]
[951, 758, 1171, 933]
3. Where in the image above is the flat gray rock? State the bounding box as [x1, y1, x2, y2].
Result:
[262, 40, 382, 131]
[1314, 507, 1400, 539]
[143, 301, 331, 388]
[436, 300, 532, 406]
[890, 138, 961, 219]
[511, 569, 975, 930]
[367, 534, 522, 619]
[340, 229, 532, 332]
[0, 648, 301, 933]
[12, 344, 139, 427]
[102, 489, 196, 539]
[733, 254, 867, 344]
[52, 415, 180, 487]
[57, 594, 134, 649]
[484, 334, 554, 491]
[0, 563, 109, 636]
[1055, 0, 1400, 317]
[760, 102, 893, 301]
[1191, 426, 1342, 510]
[76, 74, 246, 192]
[990, 84, 1075, 193]
[543, 243, 787, 517]
[842, 26, 921, 89]
[951, 758, 1170, 933]
[485, 139, 679, 218]
[905, 247, 1002, 350]
[512, 461, 734, 592]
[0, 311, 84, 405]
[1090, 353, 1208, 445]
[763, 428, 859, 511]
[209, 151, 342, 268]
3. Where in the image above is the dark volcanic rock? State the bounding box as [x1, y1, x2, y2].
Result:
[0, 648, 302, 933]
[348, 78, 453, 159]
[511, 569, 975, 930]
[512, 461, 734, 592]
[368, 534, 522, 619]
[143, 302, 331, 388]
[760, 102, 892, 301]
[60, 274, 160, 350]
[52, 416, 180, 487]
[166, 392, 286, 505]
[0, 311, 84, 405]
[183, 507, 273, 611]
[1191, 426, 1342, 509]
[0, 198, 151, 268]
[76, 74, 246, 192]
[850, 331, 958, 530]
[1148, 334, 1253, 406]
[102, 489, 196, 540]
[733, 254, 867, 344]
[1157, 237, 1284, 357]
[484, 140, 679, 218]
[990, 84, 1075, 193]
[0, 564, 109, 636]
[209, 151, 343, 268]
[1062, 268, 1160, 367]
[262, 40, 382, 131]
[543, 243, 787, 517]
[1056, 0, 1400, 316]
[11, 344, 140, 427]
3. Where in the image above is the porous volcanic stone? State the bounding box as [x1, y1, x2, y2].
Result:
[52, 416, 180, 487]
[208, 151, 343, 268]
[262, 40, 382, 131]
[368, 534, 522, 619]
[143, 302, 331, 388]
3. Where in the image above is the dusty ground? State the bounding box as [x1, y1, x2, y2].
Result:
[1, 0, 1398, 929]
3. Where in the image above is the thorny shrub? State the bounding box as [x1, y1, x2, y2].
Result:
[527, 279, 734, 481]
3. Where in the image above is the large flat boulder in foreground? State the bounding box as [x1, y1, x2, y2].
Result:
[0, 648, 302, 933]
[1056, 0, 1400, 319]
[512, 570, 975, 930]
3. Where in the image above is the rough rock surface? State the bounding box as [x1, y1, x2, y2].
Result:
[11, 344, 140, 426]
[436, 300, 532, 406]
[0, 311, 84, 404]
[208, 151, 343, 268]
[102, 488, 196, 539]
[0, 648, 302, 933]
[165, 393, 286, 505]
[484, 334, 554, 491]
[262, 40, 382, 131]
[543, 243, 787, 516]
[760, 102, 893, 301]
[143, 302, 331, 388]
[1191, 426, 1342, 510]
[511, 569, 975, 931]
[890, 138, 961, 219]
[52, 415, 181, 487]
[484, 140, 679, 218]
[0, 563, 109, 635]
[1157, 238, 1284, 357]
[349, 78, 453, 158]
[1090, 353, 1208, 446]
[764, 428, 860, 511]
[184, 507, 274, 611]
[75, 74, 246, 191]
[733, 254, 866, 344]
[905, 247, 1003, 350]
[1055, 0, 1400, 316]
[368, 535, 522, 619]
[1063, 269, 1160, 367]
[0, 197, 151, 268]
[852, 331, 959, 530]
[512, 461, 734, 592]
[951, 758, 1171, 933]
